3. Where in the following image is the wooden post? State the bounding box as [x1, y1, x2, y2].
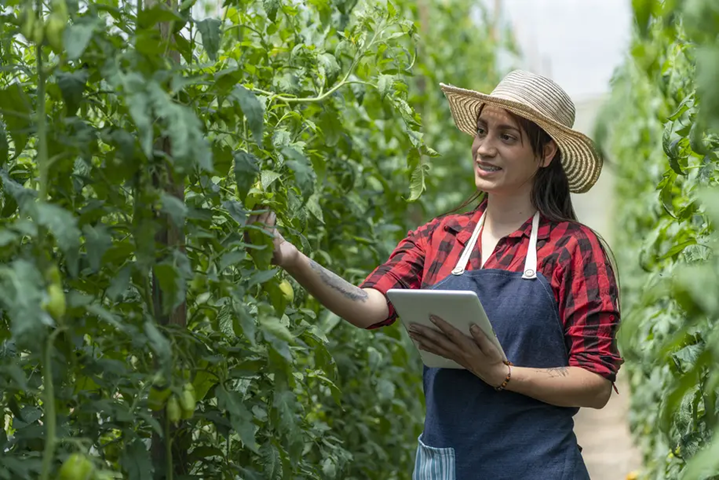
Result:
[148, 1, 188, 476]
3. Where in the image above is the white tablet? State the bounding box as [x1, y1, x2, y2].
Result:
[386, 289, 507, 369]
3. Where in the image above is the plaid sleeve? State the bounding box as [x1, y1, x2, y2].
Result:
[558, 227, 624, 382]
[359, 218, 440, 329]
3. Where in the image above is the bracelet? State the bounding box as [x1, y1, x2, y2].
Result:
[494, 360, 513, 392]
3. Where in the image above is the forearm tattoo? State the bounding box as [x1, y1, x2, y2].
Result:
[542, 367, 569, 378]
[309, 259, 368, 302]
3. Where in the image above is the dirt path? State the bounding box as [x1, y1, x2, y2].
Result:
[574, 371, 642, 480]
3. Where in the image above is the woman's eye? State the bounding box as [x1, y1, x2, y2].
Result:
[476, 127, 486, 135]
[501, 134, 515, 142]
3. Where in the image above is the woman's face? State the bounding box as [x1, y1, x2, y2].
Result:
[471, 105, 555, 196]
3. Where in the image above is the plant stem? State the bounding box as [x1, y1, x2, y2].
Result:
[36, 42, 49, 202]
[165, 413, 173, 480]
[40, 329, 61, 480]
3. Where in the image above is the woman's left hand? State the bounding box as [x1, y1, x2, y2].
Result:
[409, 315, 508, 388]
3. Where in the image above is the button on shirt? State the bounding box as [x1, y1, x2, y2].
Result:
[360, 200, 624, 382]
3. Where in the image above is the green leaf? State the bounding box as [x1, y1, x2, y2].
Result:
[232, 86, 264, 146]
[0, 259, 49, 348]
[63, 22, 95, 60]
[127, 92, 153, 158]
[120, 438, 154, 480]
[632, 0, 654, 37]
[318, 108, 342, 147]
[378, 74, 394, 99]
[148, 82, 213, 173]
[138, 4, 183, 28]
[668, 148, 686, 175]
[234, 150, 260, 201]
[281, 147, 315, 201]
[260, 442, 282, 479]
[57, 69, 88, 116]
[260, 170, 282, 190]
[667, 95, 693, 121]
[83, 224, 112, 273]
[0, 122, 8, 165]
[191, 370, 217, 402]
[272, 388, 300, 455]
[153, 250, 192, 313]
[407, 148, 427, 201]
[682, 429, 719, 479]
[216, 386, 259, 452]
[35, 203, 81, 274]
[160, 192, 187, 229]
[659, 238, 697, 260]
[0, 169, 35, 208]
[658, 170, 677, 217]
[197, 18, 222, 61]
[247, 268, 278, 287]
[223, 199, 247, 225]
[143, 321, 171, 367]
[0, 84, 32, 158]
[86, 303, 127, 332]
[306, 193, 324, 223]
[263, 0, 280, 22]
[1, 364, 28, 391]
[318, 53, 340, 85]
[260, 316, 294, 343]
[233, 301, 256, 345]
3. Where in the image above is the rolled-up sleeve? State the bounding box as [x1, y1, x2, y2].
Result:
[359, 219, 439, 329]
[558, 230, 624, 382]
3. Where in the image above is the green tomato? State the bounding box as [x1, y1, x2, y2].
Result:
[43, 284, 66, 320]
[148, 385, 171, 411]
[19, 5, 36, 42]
[45, 13, 65, 53]
[279, 280, 294, 304]
[50, 0, 69, 21]
[58, 453, 95, 480]
[179, 384, 196, 419]
[32, 20, 44, 45]
[103, 441, 121, 463]
[166, 396, 181, 424]
[45, 264, 62, 286]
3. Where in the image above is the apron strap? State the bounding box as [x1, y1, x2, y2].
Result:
[451, 210, 541, 280]
[451, 211, 485, 276]
[521, 211, 541, 280]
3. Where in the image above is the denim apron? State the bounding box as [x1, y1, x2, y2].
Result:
[413, 211, 590, 480]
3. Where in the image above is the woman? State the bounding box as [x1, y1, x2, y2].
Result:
[248, 70, 623, 479]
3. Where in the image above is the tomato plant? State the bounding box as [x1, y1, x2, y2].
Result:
[0, 0, 501, 478]
[597, 0, 719, 478]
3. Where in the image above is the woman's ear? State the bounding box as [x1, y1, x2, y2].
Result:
[542, 140, 558, 167]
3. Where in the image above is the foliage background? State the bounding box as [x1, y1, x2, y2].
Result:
[0, 0, 507, 478]
[597, 0, 719, 478]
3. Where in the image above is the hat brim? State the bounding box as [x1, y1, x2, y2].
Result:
[440, 83, 602, 194]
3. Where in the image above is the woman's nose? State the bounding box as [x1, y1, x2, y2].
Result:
[476, 137, 497, 158]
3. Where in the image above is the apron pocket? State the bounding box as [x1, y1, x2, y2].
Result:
[413, 434, 456, 480]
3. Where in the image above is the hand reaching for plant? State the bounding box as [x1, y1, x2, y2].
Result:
[245, 210, 299, 269]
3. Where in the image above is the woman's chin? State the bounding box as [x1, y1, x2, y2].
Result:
[475, 177, 500, 193]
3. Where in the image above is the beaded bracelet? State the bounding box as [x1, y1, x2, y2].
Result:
[494, 360, 513, 392]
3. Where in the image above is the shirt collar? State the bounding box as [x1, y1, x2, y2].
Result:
[443, 198, 551, 245]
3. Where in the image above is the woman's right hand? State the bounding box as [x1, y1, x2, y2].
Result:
[245, 210, 299, 269]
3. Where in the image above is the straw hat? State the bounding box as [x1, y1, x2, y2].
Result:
[440, 70, 602, 193]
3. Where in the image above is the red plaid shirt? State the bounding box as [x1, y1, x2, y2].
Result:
[360, 200, 623, 382]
